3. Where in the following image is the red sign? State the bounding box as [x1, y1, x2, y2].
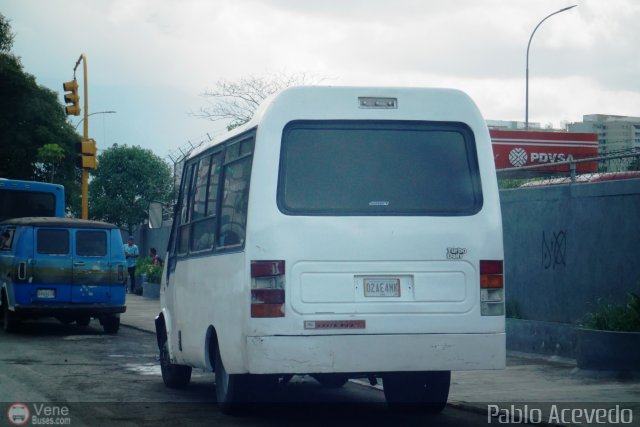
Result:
[490, 129, 598, 173]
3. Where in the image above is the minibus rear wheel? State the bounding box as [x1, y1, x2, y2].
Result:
[382, 370, 450, 413]
[214, 344, 248, 413]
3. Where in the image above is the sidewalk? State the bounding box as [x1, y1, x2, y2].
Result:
[121, 294, 640, 423]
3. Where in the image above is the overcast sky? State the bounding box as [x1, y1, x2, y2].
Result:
[2, 0, 639, 160]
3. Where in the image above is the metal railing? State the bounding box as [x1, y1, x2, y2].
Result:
[497, 150, 640, 189]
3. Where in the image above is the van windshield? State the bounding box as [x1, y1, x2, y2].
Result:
[278, 120, 483, 216]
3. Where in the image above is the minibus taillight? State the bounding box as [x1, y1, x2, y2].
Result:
[251, 260, 285, 318]
[480, 260, 504, 316]
[117, 265, 125, 283]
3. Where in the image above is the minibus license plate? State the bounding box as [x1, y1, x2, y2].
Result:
[37, 289, 56, 299]
[363, 278, 400, 297]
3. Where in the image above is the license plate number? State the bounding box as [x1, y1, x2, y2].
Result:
[363, 278, 401, 297]
[37, 289, 56, 299]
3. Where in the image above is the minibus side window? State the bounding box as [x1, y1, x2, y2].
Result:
[190, 153, 222, 252]
[177, 164, 195, 255]
[191, 156, 212, 222]
[172, 131, 255, 258]
[218, 139, 254, 249]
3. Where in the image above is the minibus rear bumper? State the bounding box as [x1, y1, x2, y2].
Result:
[245, 332, 505, 374]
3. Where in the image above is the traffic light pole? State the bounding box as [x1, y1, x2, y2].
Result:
[64, 54, 95, 219]
[81, 54, 89, 220]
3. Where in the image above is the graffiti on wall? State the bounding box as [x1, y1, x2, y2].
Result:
[542, 231, 567, 269]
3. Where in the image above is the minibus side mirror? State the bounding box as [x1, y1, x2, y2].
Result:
[148, 201, 164, 229]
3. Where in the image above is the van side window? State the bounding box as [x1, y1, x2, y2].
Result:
[37, 229, 69, 255]
[76, 231, 107, 257]
[0, 227, 14, 250]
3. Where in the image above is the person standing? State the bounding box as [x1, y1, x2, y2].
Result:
[124, 236, 139, 293]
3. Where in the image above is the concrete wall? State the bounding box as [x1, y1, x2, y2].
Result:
[501, 179, 640, 357]
[501, 179, 640, 324]
[127, 221, 172, 262]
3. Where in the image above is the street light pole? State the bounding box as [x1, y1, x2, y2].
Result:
[525, 5, 577, 130]
[75, 111, 117, 130]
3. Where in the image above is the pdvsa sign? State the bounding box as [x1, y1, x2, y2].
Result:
[491, 129, 598, 173]
[508, 148, 576, 168]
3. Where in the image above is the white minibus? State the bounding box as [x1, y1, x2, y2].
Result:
[156, 86, 505, 413]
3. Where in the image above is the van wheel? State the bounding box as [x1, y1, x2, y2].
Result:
[101, 315, 120, 334]
[382, 371, 450, 413]
[2, 294, 20, 333]
[313, 374, 349, 388]
[159, 340, 192, 388]
[76, 316, 91, 326]
[214, 344, 248, 413]
[56, 316, 74, 325]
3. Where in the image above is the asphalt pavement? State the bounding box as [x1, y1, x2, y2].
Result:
[121, 293, 640, 425]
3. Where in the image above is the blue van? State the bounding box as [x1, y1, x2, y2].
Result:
[0, 217, 127, 333]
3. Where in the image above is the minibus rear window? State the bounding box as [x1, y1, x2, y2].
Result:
[278, 120, 483, 216]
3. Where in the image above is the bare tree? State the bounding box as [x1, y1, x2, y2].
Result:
[194, 72, 324, 130]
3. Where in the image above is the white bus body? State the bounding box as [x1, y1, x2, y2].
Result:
[156, 86, 505, 411]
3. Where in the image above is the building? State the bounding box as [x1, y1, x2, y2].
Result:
[568, 114, 640, 172]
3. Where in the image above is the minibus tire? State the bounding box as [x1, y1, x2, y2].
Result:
[2, 293, 20, 333]
[160, 340, 192, 389]
[215, 344, 247, 413]
[382, 371, 450, 413]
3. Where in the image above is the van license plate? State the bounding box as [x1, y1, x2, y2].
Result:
[37, 289, 56, 299]
[363, 278, 401, 297]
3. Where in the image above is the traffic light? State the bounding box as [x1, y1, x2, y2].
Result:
[63, 80, 81, 116]
[76, 139, 97, 169]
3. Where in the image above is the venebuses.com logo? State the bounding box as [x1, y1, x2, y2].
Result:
[6, 402, 71, 426]
[7, 403, 30, 426]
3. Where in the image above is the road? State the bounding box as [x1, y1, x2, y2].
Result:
[0, 319, 520, 427]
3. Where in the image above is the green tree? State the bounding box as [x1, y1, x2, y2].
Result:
[89, 144, 173, 234]
[35, 143, 65, 182]
[0, 13, 81, 210]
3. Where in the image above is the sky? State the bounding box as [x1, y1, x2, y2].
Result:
[2, 0, 639, 161]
